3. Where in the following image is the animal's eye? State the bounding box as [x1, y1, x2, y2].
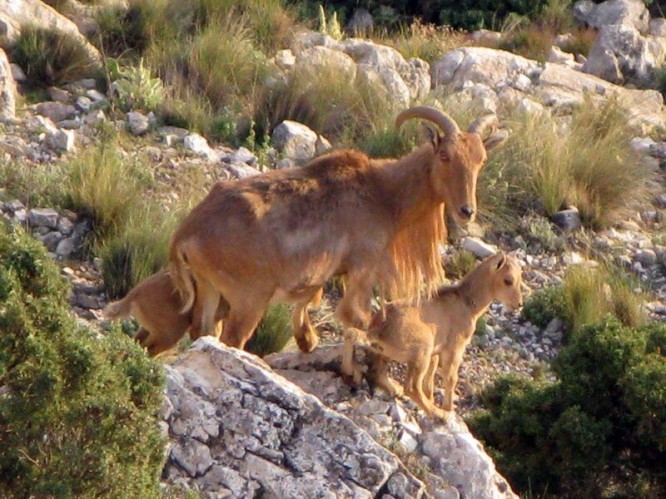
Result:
[504, 278, 513, 286]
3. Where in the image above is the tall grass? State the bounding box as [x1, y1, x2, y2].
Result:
[381, 20, 468, 64]
[63, 142, 152, 240]
[245, 304, 293, 357]
[254, 60, 395, 145]
[479, 97, 652, 230]
[10, 25, 101, 87]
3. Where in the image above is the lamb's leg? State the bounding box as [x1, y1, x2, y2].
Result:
[292, 287, 323, 353]
[440, 350, 463, 413]
[423, 353, 440, 401]
[336, 271, 374, 386]
[367, 352, 403, 398]
[405, 358, 448, 420]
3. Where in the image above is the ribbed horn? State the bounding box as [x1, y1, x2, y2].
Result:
[395, 106, 460, 136]
[468, 114, 498, 138]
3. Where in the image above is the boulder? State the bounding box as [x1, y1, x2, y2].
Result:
[357, 63, 411, 110]
[584, 0, 650, 33]
[582, 24, 664, 83]
[27, 208, 59, 229]
[34, 101, 78, 122]
[0, 48, 16, 122]
[162, 338, 427, 498]
[0, 0, 101, 64]
[345, 8, 374, 37]
[272, 120, 324, 164]
[649, 18, 666, 37]
[295, 45, 357, 80]
[266, 345, 517, 499]
[126, 111, 150, 136]
[431, 48, 540, 91]
[551, 208, 582, 233]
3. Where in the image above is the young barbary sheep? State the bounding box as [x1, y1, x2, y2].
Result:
[364, 253, 523, 419]
[102, 270, 228, 357]
[168, 106, 507, 384]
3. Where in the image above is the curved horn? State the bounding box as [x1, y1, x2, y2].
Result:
[395, 106, 460, 136]
[468, 114, 498, 138]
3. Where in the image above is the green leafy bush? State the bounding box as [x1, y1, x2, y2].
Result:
[521, 265, 644, 337]
[9, 25, 101, 87]
[0, 222, 165, 498]
[245, 304, 293, 357]
[108, 58, 165, 112]
[469, 318, 666, 497]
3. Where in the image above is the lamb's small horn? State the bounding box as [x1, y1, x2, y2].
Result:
[468, 114, 498, 138]
[396, 106, 460, 136]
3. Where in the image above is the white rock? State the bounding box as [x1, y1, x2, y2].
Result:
[0, 48, 16, 122]
[126, 111, 150, 135]
[649, 18, 666, 37]
[9, 62, 25, 82]
[295, 45, 357, 79]
[585, 0, 650, 33]
[28, 208, 59, 229]
[49, 129, 76, 152]
[635, 249, 657, 266]
[55, 237, 76, 257]
[35, 102, 77, 123]
[271, 120, 318, 163]
[461, 237, 497, 259]
[183, 133, 212, 157]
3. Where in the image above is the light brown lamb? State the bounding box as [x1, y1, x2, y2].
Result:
[363, 253, 523, 419]
[168, 106, 507, 384]
[102, 270, 228, 356]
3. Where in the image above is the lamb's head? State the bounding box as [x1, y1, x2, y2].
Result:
[396, 107, 507, 226]
[487, 252, 523, 311]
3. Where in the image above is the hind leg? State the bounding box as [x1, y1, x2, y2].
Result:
[134, 327, 150, 345]
[423, 353, 440, 401]
[190, 277, 221, 339]
[292, 287, 323, 353]
[221, 294, 271, 350]
[405, 352, 447, 419]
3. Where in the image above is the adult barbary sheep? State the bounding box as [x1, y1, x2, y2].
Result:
[169, 106, 506, 382]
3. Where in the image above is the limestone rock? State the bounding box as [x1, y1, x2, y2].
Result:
[584, 0, 650, 33]
[296, 45, 357, 79]
[183, 133, 213, 158]
[0, 48, 16, 122]
[49, 129, 76, 152]
[28, 208, 59, 229]
[583, 24, 663, 84]
[345, 8, 374, 37]
[649, 18, 666, 37]
[551, 208, 582, 233]
[271, 120, 324, 164]
[35, 102, 77, 123]
[162, 338, 426, 498]
[0, 0, 101, 64]
[462, 237, 497, 259]
[126, 111, 150, 135]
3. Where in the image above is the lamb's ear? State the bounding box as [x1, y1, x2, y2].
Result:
[508, 249, 519, 258]
[495, 253, 507, 270]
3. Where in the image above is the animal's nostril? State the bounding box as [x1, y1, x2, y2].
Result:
[460, 206, 475, 218]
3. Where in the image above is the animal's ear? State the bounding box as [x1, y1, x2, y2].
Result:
[507, 249, 519, 258]
[484, 129, 509, 152]
[495, 253, 507, 270]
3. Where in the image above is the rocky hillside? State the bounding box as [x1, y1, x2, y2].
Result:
[1, 0, 665, 497]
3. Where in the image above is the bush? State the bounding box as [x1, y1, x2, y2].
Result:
[0, 222, 165, 498]
[498, 23, 555, 63]
[9, 25, 101, 87]
[468, 318, 666, 497]
[521, 265, 644, 337]
[444, 250, 477, 280]
[245, 304, 293, 357]
[383, 20, 468, 64]
[108, 58, 165, 112]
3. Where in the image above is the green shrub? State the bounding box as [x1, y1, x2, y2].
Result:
[9, 25, 101, 87]
[245, 304, 293, 357]
[468, 318, 666, 497]
[444, 250, 478, 280]
[521, 285, 567, 329]
[519, 213, 562, 253]
[0, 222, 165, 498]
[0, 159, 65, 208]
[108, 57, 165, 112]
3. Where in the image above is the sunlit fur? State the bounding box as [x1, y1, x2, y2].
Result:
[363, 253, 523, 419]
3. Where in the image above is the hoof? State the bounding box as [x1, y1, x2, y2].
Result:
[295, 333, 319, 353]
[341, 373, 361, 388]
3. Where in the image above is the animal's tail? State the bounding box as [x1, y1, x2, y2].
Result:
[102, 297, 132, 320]
[169, 240, 196, 314]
